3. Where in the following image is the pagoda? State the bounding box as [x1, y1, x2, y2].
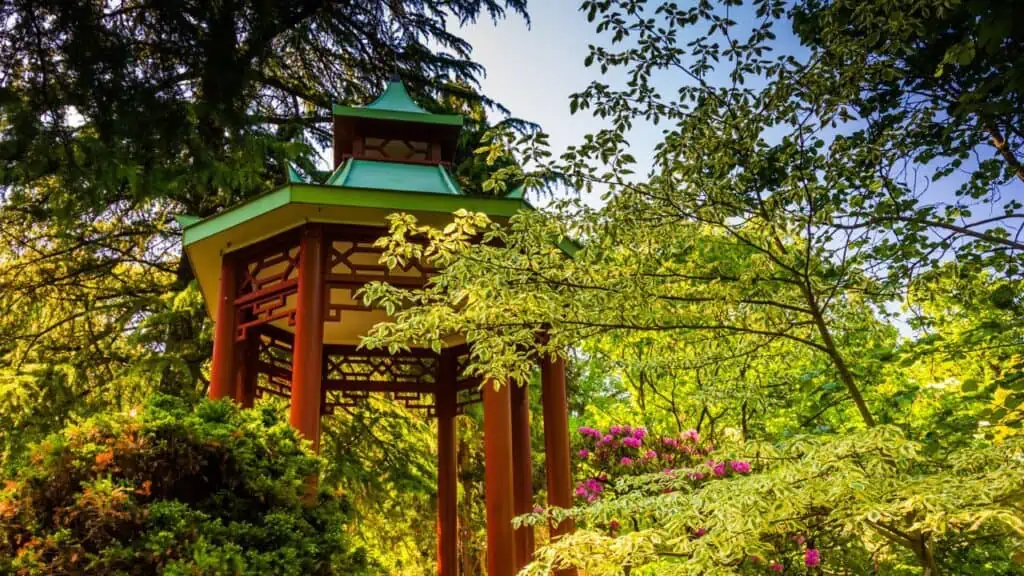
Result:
[179, 80, 576, 576]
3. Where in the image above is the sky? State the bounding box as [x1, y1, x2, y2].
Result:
[456, 3, 662, 181]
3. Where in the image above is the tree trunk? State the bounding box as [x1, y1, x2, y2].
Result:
[986, 124, 1024, 183]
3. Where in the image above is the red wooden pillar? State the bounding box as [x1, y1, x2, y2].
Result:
[483, 379, 517, 576]
[511, 382, 535, 571]
[235, 330, 259, 408]
[541, 353, 578, 576]
[289, 224, 326, 452]
[209, 253, 239, 400]
[436, 351, 458, 576]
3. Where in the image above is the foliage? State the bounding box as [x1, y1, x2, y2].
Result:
[0, 395, 367, 576]
[523, 425, 1024, 576]
[0, 5, 531, 572]
[0, 0, 530, 430]
[356, 0, 1024, 573]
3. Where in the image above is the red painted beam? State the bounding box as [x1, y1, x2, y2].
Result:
[483, 380, 517, 576]
[289, 224, 326, 452]
[541, 353, 578, 576]
[235, 335, 259, 408]
[436, 351, 458, 576]
[511, 381, 536, 571]
[209, 253, 239, 400]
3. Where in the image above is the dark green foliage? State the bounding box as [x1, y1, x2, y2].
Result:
[0, 396, 367, 575]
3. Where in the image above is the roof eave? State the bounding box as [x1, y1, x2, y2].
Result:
[330, 104, 464, 127]
[180, 184, 528, 248]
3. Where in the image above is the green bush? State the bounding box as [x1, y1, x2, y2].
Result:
[0, 396, 367, 575]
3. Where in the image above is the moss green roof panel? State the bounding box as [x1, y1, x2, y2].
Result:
[328, 159, 462, 195]
[366, 80, 428, 113]
[332, 80, 463, 127]
[181, 184, 527, 247]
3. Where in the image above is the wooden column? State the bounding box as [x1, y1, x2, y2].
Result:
[235, 331, 259, 408]
[541, 353, 577, 576]
[209, 253, 239, 400]
[483, 380, 516, 576]
[511, 382, 535, 571]
[436, 351, 459, 576]
[289, 224, 326, 452]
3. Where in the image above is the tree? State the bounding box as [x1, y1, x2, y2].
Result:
[0, 0, 529, 463]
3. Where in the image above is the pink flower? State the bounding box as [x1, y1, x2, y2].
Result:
[662, 437, 679, 447]
[769, 562, 784, 572]
[688, 471, 705, 481]
[663, 468, 675, 476]
[609, 425, 623, 435]
[713, 463, 727, 477]
[792, 534, 806, 545]
[632, 427, 647, 439]
[645, 450, 658, 459]
[601, 434, 614, 444]
[609, 519, 621, 532]
[691, 527, 706, 538]
[577, 448, 590, 459]
[574, 484, 587, 497]
[730, 460, 751, 474]
[533, 505, 544, 513]
[620, 457, 633, 466]
[622, 437, 642, 448]
[682, 429, 700, 442]
[804, 548, 820, 568]
[622, 425, 633, 435]
[577, 426, 600, 438]
[585, 478, 603, 493]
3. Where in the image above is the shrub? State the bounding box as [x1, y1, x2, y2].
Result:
[0, 395, 367, 575]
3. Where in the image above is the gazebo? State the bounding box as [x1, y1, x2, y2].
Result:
[179, 80, 576, 576]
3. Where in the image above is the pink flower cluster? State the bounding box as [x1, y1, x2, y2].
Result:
[574, 477, 605, 503]
[756, 542, 818, 573]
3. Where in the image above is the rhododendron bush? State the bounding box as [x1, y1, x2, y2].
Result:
[0, 396, 368, 575]
[520, 426, 1024, 575]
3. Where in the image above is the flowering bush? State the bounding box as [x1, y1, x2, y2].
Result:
[520, 426, 1024, 576]
[563, 424, 835, 574]
[0, 396, 367, 575]
[573, 424, 751, 503]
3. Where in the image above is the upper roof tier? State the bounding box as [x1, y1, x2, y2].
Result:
[332, 80, 463, 166]
[332, 80, 463, 127]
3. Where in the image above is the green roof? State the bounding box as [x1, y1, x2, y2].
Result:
[332, 80, 463, 127]
[326, 158, 462, 196]
[180, 184, 527, 247]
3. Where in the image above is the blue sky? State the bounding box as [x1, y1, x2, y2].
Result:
[457, 3, 661, 178]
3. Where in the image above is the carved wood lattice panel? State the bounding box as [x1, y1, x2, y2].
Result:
[234, 241, 300, 341]
[324, 239, 432, 323]
[363, 137, 430, 162]
[321, 347, 439, 414]
[253, 328, 294, 400]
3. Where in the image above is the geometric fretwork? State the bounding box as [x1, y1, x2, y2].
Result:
[325, 231, 433, 323]
[234, 233, 301, 341]
[363, 137, 430, 162]
[253, 326, 295, 400]
[322, 346, 439, 414]
[225, 225, 476, 418]
[245, 324, 482, 417]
